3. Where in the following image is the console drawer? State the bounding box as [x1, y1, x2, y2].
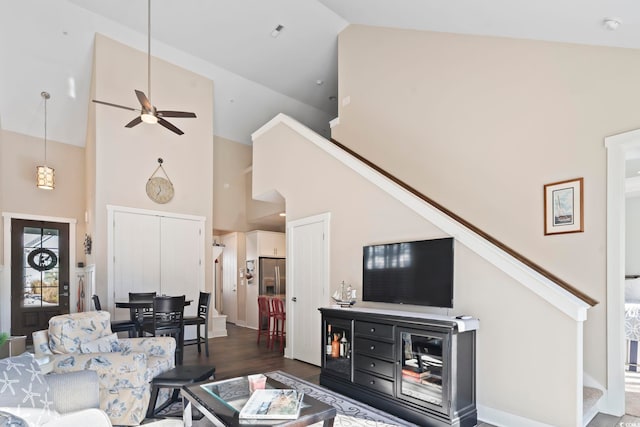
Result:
[355, 321, 393, 340]
[354, 370, 394, 396]
[355, 337, 394, 359]
[355, 354, 395, 378]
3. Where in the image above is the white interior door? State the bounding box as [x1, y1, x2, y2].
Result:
[113, 212, 160, 320]
[288, 213, 329, 365]
[222, 233, 238, 324]
[110, 208, 205, 330]
[160, 217, 202, 313]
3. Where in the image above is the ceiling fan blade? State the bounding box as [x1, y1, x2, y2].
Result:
[125, 116, 143, 128]
[92, 99, 138, 112]
[134, 90, 153, 111]
[157, 111, 197, 118]
[157, 117, 184, 135]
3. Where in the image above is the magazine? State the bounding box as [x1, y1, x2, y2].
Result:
[239, 389, 304, 420]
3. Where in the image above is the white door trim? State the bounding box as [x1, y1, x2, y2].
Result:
[285, 212, 330, 360]
[604, 128, 640, 415]
[1, 212, 77, 333]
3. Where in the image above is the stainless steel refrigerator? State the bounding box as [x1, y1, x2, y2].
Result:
[259, 257, 286, 297]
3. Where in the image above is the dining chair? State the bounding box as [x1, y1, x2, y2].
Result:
[91, 294, 137, 338]
[257, 296, 273, 348]
[143, 295, 186, 365]
[270, 297, 286, 352]
[183, 291, 211, 356]
[128, 291, 156, 336]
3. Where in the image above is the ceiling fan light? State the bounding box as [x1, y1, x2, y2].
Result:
[36, 165, 55, 190]
[141, 112, 158, 124]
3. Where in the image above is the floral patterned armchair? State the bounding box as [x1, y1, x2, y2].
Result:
[32, 311, 176, 426]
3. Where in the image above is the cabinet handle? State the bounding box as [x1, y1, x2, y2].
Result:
[370, 362, 376, 368]
[370, 328, 375, 333]
[370, 345, 375, 350]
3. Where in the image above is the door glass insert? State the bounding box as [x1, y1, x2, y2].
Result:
[22, 226, 60, 308]
[400, 331, 444, 407]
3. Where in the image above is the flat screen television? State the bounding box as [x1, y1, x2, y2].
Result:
[362, 237, 454, 308]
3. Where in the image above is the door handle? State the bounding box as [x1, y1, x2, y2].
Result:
[291, 297, 297, 302]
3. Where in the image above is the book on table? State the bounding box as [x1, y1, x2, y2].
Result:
[239, 389, 304, 420]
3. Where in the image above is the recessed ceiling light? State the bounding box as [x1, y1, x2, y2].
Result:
[271, 25, 284, 38]
[603, 18, 622, 31]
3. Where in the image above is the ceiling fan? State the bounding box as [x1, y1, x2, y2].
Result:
[92, 0, 196, 135]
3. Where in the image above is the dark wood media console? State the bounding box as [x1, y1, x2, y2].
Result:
[319, 307, 477, 427]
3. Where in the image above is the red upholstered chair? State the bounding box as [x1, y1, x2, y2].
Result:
[257, 296, 272, 347]
[270, 297, 286, 352]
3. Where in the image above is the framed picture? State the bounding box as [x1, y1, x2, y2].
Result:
[544, 177, 584, 235]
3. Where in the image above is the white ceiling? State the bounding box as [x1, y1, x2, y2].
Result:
[1, 0, 639, 150]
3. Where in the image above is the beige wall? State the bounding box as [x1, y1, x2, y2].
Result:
[213, 136, 284, 234]
[253, 122, 581, 426]
[213, 136, 251, 234]
[90, 34, 214, 306]
[331, 24, 640, 390]
[0, 129, 86, 264]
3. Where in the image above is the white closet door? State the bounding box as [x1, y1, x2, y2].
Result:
[113, 212, 161, 319]
[160, 216, 202, 319]
[288, 214, 329, 366]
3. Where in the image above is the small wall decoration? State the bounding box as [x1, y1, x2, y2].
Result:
[84, 233, 92, 255]
[544, 177, 584, 235]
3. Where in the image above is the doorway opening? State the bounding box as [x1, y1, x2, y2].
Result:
[605, 129, 640, 416]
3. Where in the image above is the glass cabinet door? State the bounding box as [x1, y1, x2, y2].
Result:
[397, 329, 449, 414]
[323, 317, 353, 380]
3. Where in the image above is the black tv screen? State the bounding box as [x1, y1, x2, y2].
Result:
[362, 237, 454, 308]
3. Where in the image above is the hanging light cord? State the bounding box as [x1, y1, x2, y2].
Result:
[147, 0, 151, 103]
[41, 91, 50, 166]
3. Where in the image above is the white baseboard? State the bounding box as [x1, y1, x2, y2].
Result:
[478, 404, 554, 427]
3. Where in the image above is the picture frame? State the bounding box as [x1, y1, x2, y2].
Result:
[544, 177, 584, 235]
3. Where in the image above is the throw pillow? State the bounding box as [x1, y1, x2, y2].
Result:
[0, 353, 53, 411]
[79, 333, 119, 354]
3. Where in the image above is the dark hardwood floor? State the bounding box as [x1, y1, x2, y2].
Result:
[182, 323, 321, 384]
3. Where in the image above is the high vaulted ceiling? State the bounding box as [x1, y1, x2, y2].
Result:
[1, 0, 638, 149]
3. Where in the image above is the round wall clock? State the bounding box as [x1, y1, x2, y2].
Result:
[146, 158, 175, 204]
[146, 176, 174, 204]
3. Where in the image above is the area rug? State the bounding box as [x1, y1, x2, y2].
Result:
[264, 371, 417, 427]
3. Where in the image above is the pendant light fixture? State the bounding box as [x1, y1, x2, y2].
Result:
[36, 91, 55, 190]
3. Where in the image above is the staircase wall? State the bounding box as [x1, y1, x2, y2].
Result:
[253, 120, 582, 426]
[331, 24, 640, 393]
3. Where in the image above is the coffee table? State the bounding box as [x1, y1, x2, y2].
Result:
[181, 375, 336, 426]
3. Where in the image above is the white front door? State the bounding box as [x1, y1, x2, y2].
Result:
[288, 213, 330, 365]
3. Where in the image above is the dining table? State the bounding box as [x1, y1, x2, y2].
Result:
[114, 297, 192, 338]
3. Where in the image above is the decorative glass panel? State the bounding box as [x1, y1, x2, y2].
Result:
[21, 226, 60, 308]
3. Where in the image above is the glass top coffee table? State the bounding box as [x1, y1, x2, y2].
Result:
[181, 375, 336, 426]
